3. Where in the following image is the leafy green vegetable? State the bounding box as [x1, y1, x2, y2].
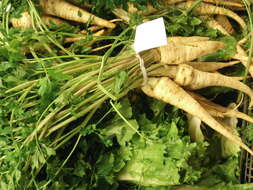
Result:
[171, 183, 253, 190]
[0, 0, 249, 189]
[99, 98, 207, 187]
[242, 123, 253, 144]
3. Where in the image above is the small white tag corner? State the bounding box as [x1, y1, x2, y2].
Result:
[134, 17, 167, 53]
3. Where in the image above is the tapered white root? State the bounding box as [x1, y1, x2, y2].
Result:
[141, 77, 253, 155]
[11, 11, 68, 28]
[176, 1, 246, 28]
[186, 61, 239, 72]
[40, 0, 116, 28]
[159, 37, 225, 64]
[215, 15, 234, 34]
[172, 64, 253, 107]
[188, 91, 253, 124]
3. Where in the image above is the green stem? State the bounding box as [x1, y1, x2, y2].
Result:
[25, 54, 100, 63]
[59, 62, 100, 74]
[52, 105, 99, 149]
[5, 80, 38, 94]
[53, 91, 105, 122]
[46, 96, 108, 137]
[186, 0, 203, 14]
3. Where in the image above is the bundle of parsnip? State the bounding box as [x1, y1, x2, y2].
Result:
[4, 0, 253, 154]
[5, 35, 253, 155]
[2, 0, 253, 188]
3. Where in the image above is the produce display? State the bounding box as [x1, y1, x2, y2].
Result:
[1, 0, 253, 189]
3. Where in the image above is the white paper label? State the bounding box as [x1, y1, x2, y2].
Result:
[134, 17, 167, 53]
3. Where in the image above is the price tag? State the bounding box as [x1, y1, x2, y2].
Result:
[134, 17, 167, 53]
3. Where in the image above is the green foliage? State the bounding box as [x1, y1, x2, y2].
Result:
[242, 123, 253, 144]
[0, 0, 248, 189]
[170, 183, 253, 190]
[164, 12, 217, 37]
[10, 0, 29, 18]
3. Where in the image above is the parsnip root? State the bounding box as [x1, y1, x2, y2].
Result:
[172, 64, 253, 107]
[205, 17, 230, 35]
[142, 77, 253, 155]
[176, 1, 246, 28]
[40, 0, 116, 28]
[159, 37, 225, 64]
[186, 61, 239, 72]
[188, 91, 253, 123]
[11, 12, 32, 28]
[11, 11, 68, 28]
[215, 15, 234, 34]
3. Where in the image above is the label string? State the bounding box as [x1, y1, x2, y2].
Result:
[136, 53, 148, 86]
